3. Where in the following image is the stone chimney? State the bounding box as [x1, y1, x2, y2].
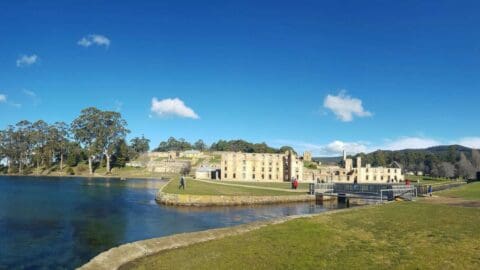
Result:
[356, 156, 362, 168]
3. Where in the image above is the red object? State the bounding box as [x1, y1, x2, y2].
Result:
[405, 180, 411, 186]
[293, 180, 299, 189]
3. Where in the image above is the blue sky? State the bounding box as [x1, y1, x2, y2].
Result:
[1, 0, 479, 156]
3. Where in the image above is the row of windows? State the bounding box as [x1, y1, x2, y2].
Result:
[224, 167, 281, 172]
[224, 173, 278, 180]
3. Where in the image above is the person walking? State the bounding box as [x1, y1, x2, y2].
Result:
[179, 175, 186, 190]
[428, 185, 432, 197]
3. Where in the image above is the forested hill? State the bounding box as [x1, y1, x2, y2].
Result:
[317, 145, 480, 179]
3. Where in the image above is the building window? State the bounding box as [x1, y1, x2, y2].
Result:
[243, 160, 246, 165]
[262, 168, 265, 172]
[224, 173, 227, 178]
[233, 173, 236, 179]
[262, 174, 265, 180]
[252, 174, 255, 179]
[269, 174, 272, 180]
[225, 167, 228, 171]
[253, 167, 256, 172]
[366, 176, 369, 180]
[269, 167, 272, 172]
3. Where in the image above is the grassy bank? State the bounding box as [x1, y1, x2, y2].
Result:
[125, 201, 480, 270]
[436, 182, 480, 200]
[162, 179, 298, 196]
[224, 181, 311, 190]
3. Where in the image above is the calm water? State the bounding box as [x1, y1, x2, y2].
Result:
[0, 176, 339, 269]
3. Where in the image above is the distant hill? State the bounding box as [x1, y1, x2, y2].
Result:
[313, 145, 479, 179]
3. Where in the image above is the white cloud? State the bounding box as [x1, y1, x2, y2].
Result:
[454, 137, 480, 149]
[78, 34, 110, 48]
[150, 97, 199, 119]
[323, 91, 372, 122]
[0, 94, 6, 103]
[323, 140, 369, 155]
[272, 139, 369, 156]
[16, 54, 38, 67]
[381, 137, 441, 151]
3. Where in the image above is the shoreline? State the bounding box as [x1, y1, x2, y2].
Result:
[0, 173, 171, 181]
[79, 204, 372, 270]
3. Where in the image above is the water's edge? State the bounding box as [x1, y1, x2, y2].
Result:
[79, 205, 375, 270]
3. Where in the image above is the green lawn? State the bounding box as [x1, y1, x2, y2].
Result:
[124, 202, 480, 270]
[225, 181, 311, 190]
[162, 179, 299, 196]
[436, 182, 480, 200]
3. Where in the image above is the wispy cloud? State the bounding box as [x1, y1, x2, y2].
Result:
[453, 137, 480, 149]
[272, 139, 369, 156]
[78, 34, 111, 48]
[150, 97, 199, 119]
[323, 91, 372, 122]
[273, 135, 480, 157]
[380, 137, 441, 151]
[114, 100, 123, 112]
[22, 89, 41, 105]
[16, 54, 38, 67]
[0, 93, 21, 108]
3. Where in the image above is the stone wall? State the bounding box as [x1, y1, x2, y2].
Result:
[156, 190, 315, 206]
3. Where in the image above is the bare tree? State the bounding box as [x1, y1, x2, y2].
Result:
[438, 162, 455, 178]
[456, 152, 476, 179]
[472, 149, 480, 170]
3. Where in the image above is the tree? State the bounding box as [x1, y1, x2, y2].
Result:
[15, 120, 34, 174]
[130, 136, 150, 158]
[456, 152, 475, 179]
[112, 139, 129, 167]
[31, 120, 49, 173]
[51, 122, 69, 171]
[194, 139, 207, 151]
[438, 162, 455, 178]
[95, 111, 130, 173]
[472, 149, 480, 170]
[71, 107, 102, 174]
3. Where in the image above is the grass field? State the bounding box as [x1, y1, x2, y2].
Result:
[406, 174, 459, 183]
[436, 182, 480, 200]
[222, 181, 311, 190]
[162, 179, 299, 196]
[124, 201, 480, 270]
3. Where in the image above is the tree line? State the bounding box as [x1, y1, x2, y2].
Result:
[153, 137, 296, 154]
[353, 145, 480, 179]
[0, 107, 150, 175]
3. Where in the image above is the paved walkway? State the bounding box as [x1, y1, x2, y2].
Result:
[196, 179, 308, 193]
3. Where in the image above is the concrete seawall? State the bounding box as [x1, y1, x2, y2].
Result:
[156, 191, 315, 206]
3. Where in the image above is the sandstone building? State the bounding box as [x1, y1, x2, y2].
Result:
[221, 151, 303, 182]
[303, 151, 404, 183]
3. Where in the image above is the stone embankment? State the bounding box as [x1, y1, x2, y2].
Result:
[156, 191, 315, 206]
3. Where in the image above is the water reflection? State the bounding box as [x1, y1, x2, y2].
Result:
[0, 176, 346, 269]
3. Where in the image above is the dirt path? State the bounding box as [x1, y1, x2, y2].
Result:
[422, 196, 480, 208]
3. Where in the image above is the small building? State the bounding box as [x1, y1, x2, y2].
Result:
[195, 166, 220, 180]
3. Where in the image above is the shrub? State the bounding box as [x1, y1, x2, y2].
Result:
[76, 163, 89, 174]
[66, 167, 75, 175]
